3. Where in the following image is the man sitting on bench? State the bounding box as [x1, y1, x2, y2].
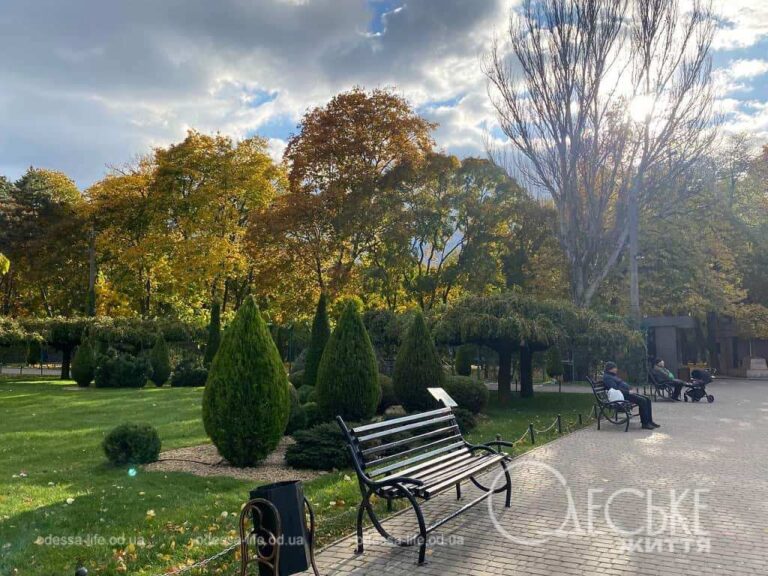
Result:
[652, 359, 684, 400]
[603, 361, 660, 430]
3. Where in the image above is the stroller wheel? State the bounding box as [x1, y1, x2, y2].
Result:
[707, 394, 714, 403]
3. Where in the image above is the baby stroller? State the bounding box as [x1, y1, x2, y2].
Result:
[684, 368, 715, 403]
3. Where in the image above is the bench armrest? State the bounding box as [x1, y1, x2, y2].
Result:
[466, 440, 514, 456]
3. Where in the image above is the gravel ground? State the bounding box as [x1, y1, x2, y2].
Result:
[144, 437, 323, 483]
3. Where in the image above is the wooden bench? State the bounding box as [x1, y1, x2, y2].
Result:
[586, 376, 639, 432]
[337, 407, 512, 564]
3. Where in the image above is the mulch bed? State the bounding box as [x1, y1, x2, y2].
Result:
[144, 437, 323, 483]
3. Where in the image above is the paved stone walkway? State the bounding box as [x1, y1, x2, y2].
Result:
[303, 379, 768, 575]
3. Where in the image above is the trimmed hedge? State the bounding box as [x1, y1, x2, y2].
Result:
[285, 422, 349, 470]
[297, 385, 316, 404]
[102, 423, 161, 465]
[202, 296, 291, 467]
[393, 311, 444, 412]
[444, 375, 489, 414]
[316, 301, 380, 421]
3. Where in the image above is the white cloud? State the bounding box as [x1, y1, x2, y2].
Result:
[713, 0, 768, 50]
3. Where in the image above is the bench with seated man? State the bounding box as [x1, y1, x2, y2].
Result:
[603, 361, 660, 431]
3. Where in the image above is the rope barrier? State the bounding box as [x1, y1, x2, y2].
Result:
[150, 542, 239, 576]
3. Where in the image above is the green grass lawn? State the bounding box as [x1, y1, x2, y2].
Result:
[0, 377, 596, 575]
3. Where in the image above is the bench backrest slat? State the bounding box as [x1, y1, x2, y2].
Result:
[339, 407, 470, 481]
[587, 376, 610, 405]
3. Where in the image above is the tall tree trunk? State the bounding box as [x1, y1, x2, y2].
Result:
[520, 345, 534, 398]
[496, 343, 513, 405]
[60, 346, 72, 380]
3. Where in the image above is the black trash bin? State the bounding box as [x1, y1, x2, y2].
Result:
[249, 480, 311, 576]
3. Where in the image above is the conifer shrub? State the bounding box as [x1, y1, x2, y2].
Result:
[304, 294, 330, 388]
[315, 301, 379, 421]
[202, 296, 291, 467]
[546, 346, 564, 379]
[94, 351, 151, 388]
[71, 338, 96, 388]
[454, 344, 475, 377]
[393, 311, 444, 412]
[285, 422, 349, 470]
[149, 333, 171, 386]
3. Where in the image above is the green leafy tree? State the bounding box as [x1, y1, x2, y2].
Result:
[304, 293, 330, 388]
[149, 333, 171, 386]
[316, 301, 379, 421]
[71, 338, 96, 387]
[203, 300, 221, 367]
[202, 296, 291, 466]
[393, 311, 444, 412]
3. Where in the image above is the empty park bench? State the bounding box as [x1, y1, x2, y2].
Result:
[337, 407, 512, 564]
[586, 376, 639, 432]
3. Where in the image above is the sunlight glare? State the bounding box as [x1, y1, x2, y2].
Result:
[629, 94, 655, 122]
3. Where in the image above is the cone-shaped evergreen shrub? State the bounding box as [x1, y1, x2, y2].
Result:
[394, 311, 444, 412]
[315, 301, 379, 421]
[455, 344, 475, 376]
[149, 333, 171, 386]
[304, 293, 330, 388]
[202, 296, 290, 467]
[546, 346, 563, 378]
[203, 300, 222, 367]
[71, 338, 96, 388]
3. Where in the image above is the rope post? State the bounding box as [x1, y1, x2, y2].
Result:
[556, 414, 562, 434]
[578, 413, 583, 426]
[528, 423, 535, 445]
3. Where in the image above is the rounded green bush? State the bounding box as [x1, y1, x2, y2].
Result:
[452, 408, 477, 434]
[71, 339, 96, 388]
[454, 344, 475, 377]
[95, 352, 151, 388]
[304, 294, 331, 388]
[102, 423, 161, 465]
[285, 422, 349, 470]
[393, 311, 444, 412]
[149, 333, 171, 386]
[170, 360, 208, 387]
[316, 301, 380, 421]
[444, 375, 489, 414]
[202, 296, 291, 467]
[377, 373, 397, 414]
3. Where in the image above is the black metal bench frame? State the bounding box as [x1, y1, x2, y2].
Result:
[337, 407, 513, 565]
[647, 370, 679, 402]
[586, 376, 639, 432]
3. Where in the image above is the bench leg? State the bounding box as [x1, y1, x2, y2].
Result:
[355, 497, 366, 554]
[387, 497, 393, 511]
[501, 461, 512, 508]
[624, 410, 630, 432]
[455, 483, 461, 501]
[597, 408, 601, 430]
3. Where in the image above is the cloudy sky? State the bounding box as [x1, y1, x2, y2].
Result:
[1, 0, 767, 188]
